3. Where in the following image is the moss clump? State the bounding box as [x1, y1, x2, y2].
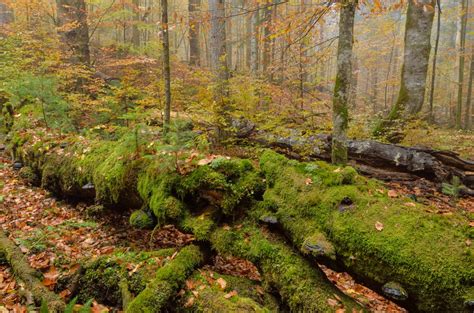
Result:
[177, 157, 265, 215]
[129, 210, 155, 229]
[126, 245, 203, 312]
[180, 210, 215, 241]
[18, 166, 39, 185]
[78, 249, 175, 307]
[210, 224, 363, 312]
[259, 150, 474, 312]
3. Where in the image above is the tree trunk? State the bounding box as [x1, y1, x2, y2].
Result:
[332, 0, 357, 165]
[189, 0, 201, 66]
[464, 46, 474, 129]
[456, 0, 468, 129]
[209, 0, 230, 140]
[428, 0, 441, 122]
[374, 0, 435, 141]
[132, 0, 141, 47]
[161, 0, 172, 133]
[0, 3, 14, 25]
[262, 0, 273, 77]
[56, 0, 91, 65]
[250, 8, 259, 75]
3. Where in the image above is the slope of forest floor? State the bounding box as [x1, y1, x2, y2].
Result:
[0, 154, 408, 312]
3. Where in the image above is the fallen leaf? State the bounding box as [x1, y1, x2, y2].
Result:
[216, 277, 227, 290]
[404, 202, 416, 207]
[184, 296, 195, 308]
[305, 178, 313, 185]
[224, 290, 238, 299]
[42, 266, 59, 287]
[327, 298, 339, 307]
[388, 190, 398, 198]
[375, 221, 384, 231]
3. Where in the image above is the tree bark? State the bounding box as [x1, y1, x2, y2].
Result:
[250, 8, 259, 75]
[428, 0, 441, 122]
[189, 0, 201, 66]
[132, 0, 141, 47]
[262, 0, 273, 76]
[56, 0, 91, 65]
[332, 0, 357, 165]
[0, 3, 14, 25]
[456, 0, 468, 128]
[464, 46, 474, 129]
[161, 0, 172, 133]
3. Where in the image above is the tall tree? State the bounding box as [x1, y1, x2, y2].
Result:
[262, 0, 274, 76]
[161, 0, 171, 133]
[189, 0, 201, 66]
[132, 0, 141, 47]
[428, 0, 441, 122]
[250, 7, 260, 75]
[374, 0, 435, 140]
[0, 3, 14, 25]
[56, 0, 91, 65]
[464, 47, 473, 129]
[456, 0, 468, 128]
[209, 0, 230, 140]
[332, 0, 357, 165]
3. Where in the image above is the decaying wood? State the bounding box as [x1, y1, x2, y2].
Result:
[0, 230, 65, 312]
[231, 119, 474, 189]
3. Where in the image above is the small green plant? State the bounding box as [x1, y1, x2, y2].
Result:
[442, 176, 462, 198]
[40, 297, 93, 313]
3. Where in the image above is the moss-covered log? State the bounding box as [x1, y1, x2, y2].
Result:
[0, 231, 65, 312]
[126, 245, 204, 312]
[259, 150, 474, 312]
[210, 224, 365, 312]
[77, 249, 176, 308]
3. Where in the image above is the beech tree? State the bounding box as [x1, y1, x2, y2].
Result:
[189, 0, 201, 66]
[374, 0, 436, 141]
[332, 0, 357, 165]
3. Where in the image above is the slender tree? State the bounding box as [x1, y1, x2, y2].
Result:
[332, 0, 357, 165]
[189, 0, 201, 66]
[428, 0, 441, 122]
[209, 0, 230, 140]
[161, 0, 172, 133]
[456, 0, 468, 128]
[132, 0, 141, 47]
[464, 47, 473, 129]
[56, 0, 91, 65]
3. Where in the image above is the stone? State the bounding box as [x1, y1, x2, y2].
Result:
[338, 196, 355, 212]
[12, 162, 23, 170]
[382, 282, 408, 301]
[302, 234, 336, 260]
[82, 182, 95, 190]
[260, 215, 278, 225]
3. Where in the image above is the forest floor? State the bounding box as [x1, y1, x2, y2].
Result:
[0, 154, 412, 312]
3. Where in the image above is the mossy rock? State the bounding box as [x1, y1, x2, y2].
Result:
[18, 166, 39, 185]
[129, 210, 155, 229]
[259, 150, 474, 312]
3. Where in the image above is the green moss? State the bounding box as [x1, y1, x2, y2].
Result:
[126, 245, 203, 312]
[259, 150, 474, 312]
[180, 211, 215, 241]
[129, 210, 155, 229]
[18, 166, 39, 185]
[210, 224, 363, 312]
[78, 249, 175, 307]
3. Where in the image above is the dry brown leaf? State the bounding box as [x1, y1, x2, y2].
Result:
[327, 298, 339, 307]
[184, 296, 195, 308]
[224, 290, 238, 299]
[305, 178, 313, 185]
[387, 190, 398, 198]
[216, 277, 227, 290]
[375, 221, 384, 232]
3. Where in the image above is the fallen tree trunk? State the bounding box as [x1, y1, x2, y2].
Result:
[10, 130, 474, 312]
[258, 150, 473, 312]
[126, 244, 204, 312]
[232, 119, 474, 189]
[0, 231, 65, 312]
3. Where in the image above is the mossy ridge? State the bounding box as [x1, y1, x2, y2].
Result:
[259, 150, 473, 312]
[210, 223, 364, 312]
[78, 249, 176, 307]
[126, 245, 204, 313]
[179, 271, 272, 312]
